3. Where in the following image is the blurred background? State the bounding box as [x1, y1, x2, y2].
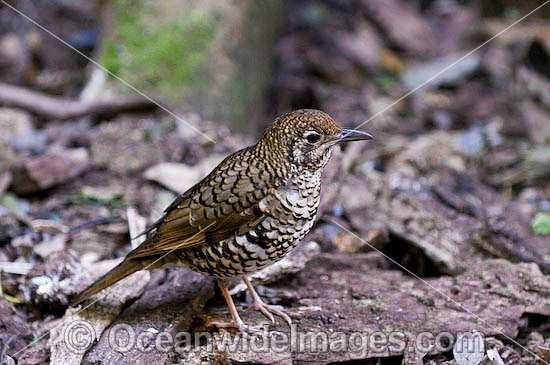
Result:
[0, 0, 549, 364]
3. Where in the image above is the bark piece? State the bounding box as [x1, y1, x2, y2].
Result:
[185, 255, 550, 363]
[339, 132, 550, 275]
[17, 341, 49, 365]
[81, 269, 215, 364]
[48, 265, 150, 365]
[10, 148, 90, 195]
[342, 167, 550, 275]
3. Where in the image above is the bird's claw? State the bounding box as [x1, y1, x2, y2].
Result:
[253, 302, 292, 326]
[205, 319, 266, 338]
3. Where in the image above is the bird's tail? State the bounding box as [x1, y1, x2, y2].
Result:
[71, 258, 148, 307]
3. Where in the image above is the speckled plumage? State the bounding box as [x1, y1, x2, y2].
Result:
[72, 109, 372, 331]
[176, 168, 321, 277]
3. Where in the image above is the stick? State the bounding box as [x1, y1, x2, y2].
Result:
[126, 207, 147, 249]
[0, 82, 158, 120]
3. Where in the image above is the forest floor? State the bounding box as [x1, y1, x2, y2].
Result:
[0, 0, 549, 364]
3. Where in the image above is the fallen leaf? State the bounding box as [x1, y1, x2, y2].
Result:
[144, 154, 225, 193]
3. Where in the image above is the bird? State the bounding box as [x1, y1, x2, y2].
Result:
[71, 109, 373, 333]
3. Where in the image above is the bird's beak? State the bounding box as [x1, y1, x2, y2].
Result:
[337, 128, 374, 143]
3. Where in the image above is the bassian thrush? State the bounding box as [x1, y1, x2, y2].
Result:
[72, 109, 373, 333]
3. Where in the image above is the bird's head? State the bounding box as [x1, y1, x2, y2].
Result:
[259, 109, 373, 172]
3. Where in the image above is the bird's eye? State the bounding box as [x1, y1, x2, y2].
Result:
[305, 132, 320, 144]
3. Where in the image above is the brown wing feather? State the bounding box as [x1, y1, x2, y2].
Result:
[128, 147, 271, 258]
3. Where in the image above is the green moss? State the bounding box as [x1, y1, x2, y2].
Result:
[69, 186, 124, 210]
[0, 192, 29, 219]
[102, 38, 120, 75]
[532, 212, 550, 235]
[102, 0, 217, 99]
[374, 74, 398, 91]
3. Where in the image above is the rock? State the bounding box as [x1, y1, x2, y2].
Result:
[10, 148, 90, 194]
[20, 250, 151, 364]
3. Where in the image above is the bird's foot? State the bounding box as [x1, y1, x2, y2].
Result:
[204, 317, 266, 337]
[253, 300, 292, 326]
[241, 276, 292, 326]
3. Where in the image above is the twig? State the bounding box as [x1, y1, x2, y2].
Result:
[0, 262, 33, 275]
[0, 82, 158, 120]
[66, 216, 124, 238]
[126, 207, 146, 249]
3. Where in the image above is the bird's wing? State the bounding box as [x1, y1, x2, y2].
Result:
[127, 148, 275, 258]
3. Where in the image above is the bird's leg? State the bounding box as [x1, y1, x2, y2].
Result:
[206, 279, 264, 335]
[242, 276, 292, 325]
